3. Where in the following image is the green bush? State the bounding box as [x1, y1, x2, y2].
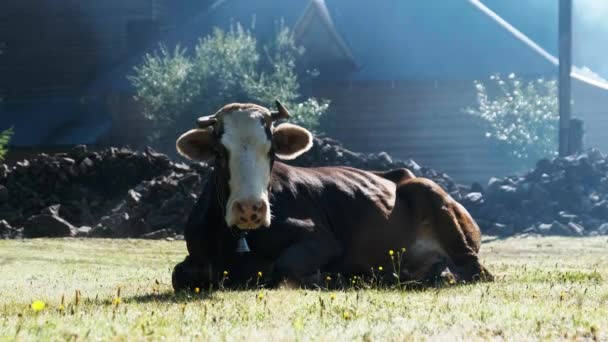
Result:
[129, 23, 329, 145]
[0, 127, 13, 162]
[465, 73, 558, 165]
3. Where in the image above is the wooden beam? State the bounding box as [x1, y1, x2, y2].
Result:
[558, 0, 572, 156]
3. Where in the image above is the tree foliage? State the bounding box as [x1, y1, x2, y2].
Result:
[129, 23, 329, 145]
[0, 127, 13, 162]
[465, 73, 558, 165]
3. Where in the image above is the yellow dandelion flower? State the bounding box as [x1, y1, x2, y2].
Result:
[31, 300, 45, 312]
[194, 287, 200, 294]
[112, 297, 121, 305]
[257, 292, 265, 300]
[343, 311, 351, 320]
[330, 293, 336, 301]
[401, 247, 406, 253]
[58, 304, 65, 311]
[223, 270, 229, 277]
[389, 250, 394, 256]
[257, 271, 263, 278]
[378, 266, 384, 271]
[449, 278, 456, 285]
[325, 275, 332, 281]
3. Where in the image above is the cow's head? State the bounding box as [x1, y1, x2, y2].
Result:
[176, 101, 312, 230]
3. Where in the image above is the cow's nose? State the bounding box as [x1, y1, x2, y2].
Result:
[233, 199, 267, 228]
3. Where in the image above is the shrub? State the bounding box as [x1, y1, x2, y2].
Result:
[465, 73, 558, 165]
[129, 23, 329, 146]
[0, 127, 13, 161]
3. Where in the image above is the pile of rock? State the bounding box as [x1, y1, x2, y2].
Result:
[462, 148, 608, 237]
[1, 139, 460, 239]
[0, 145, 202, 239]
[2, 139, 608, 239]
[293, 137, 461, 196]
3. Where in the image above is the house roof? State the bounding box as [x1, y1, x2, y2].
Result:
[320, 0, 608, 87]
[0, 99, 111, 147]
[87, 0, 608, 92]
[480, 0, 608, 80]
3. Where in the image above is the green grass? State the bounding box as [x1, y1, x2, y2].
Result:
[1, 237, 607, 341]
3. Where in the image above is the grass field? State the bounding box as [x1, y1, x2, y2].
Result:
[1, 236, 607, 341]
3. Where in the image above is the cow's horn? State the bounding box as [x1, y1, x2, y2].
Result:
[270, 100, 290, 121]
[197, 115, 218, 128]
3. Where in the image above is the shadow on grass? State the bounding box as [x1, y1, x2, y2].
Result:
[125, 291, 213, 304]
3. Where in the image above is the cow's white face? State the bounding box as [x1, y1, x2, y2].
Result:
[176, 104, 313, 230]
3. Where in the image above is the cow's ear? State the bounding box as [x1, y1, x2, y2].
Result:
[176, 128, 216, 161]
[272, 123, 313, 160]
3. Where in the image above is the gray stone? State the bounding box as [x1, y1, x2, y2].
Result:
[537, 223, 553, 234]
[41, 204, 61, 216]
[173, 162, 190, 173]
[0, 164, 9, 179]
[567, 222, 585, 236]
[75, 226, 92, 237]
[0, 219, 13, 238]
[557, 211, 578, 224]
[597, 223, 608, 235]
[127, 189, 142, 206]
[141, 229, 172, 239]
[79, 157, 94, 173]
[465, 192, 483, 203]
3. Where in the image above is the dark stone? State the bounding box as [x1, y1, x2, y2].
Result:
[590, 201, 608, 219]
[146, 211, 177, 230]
[23, 214, 75, 238]
[0, 185, 8, 202]
[535, 158, 553, 175]
[470, 182, 483, 193]
[70, 145, 88, 159]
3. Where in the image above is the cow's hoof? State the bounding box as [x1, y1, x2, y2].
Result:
[172, 257, 208, 292]
[423, 262, 459, 287]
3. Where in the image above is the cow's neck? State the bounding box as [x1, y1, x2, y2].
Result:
[211, 167, 230, 219]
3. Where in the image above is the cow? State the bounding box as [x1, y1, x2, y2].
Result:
[171, 101, 493, 291]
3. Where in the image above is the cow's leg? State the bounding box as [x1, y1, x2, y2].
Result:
[397, 178, 493, 284]
[172, 256, 212, 292]
[272, 239, 341, 288]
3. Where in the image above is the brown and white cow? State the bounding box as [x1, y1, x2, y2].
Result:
[172, 101, 492, 290]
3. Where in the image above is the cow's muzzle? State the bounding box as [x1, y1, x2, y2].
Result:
[230, 199, 269, 230]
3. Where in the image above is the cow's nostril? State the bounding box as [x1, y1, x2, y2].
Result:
[251, 214, 258, 221]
